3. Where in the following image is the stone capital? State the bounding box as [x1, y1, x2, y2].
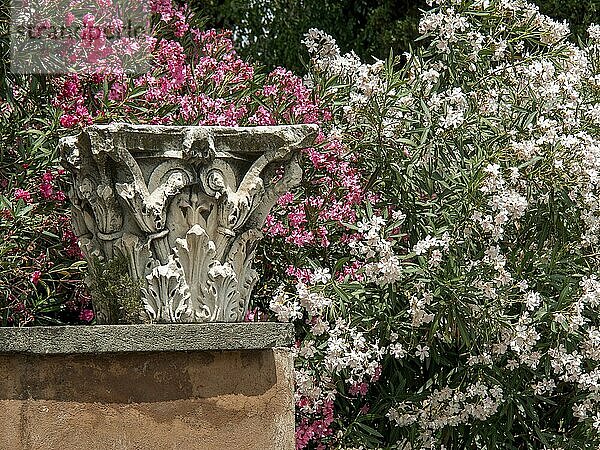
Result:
[60, 123, 318, 323]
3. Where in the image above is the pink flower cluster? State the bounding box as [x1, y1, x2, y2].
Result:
[56, 28, 257, 127]
[61, 221, 84, 259]
[264, 134, 365, 262]
[285, 265, 314, 284]
[27, 0, 159, 75]
[53, 75, 93, 128]
[14, 188, 32, 203]
[151, 0, 189, 37]
[295, 400, 334, 450]
[348, 381, 369, 397]
[12, 171, 67, 205]
[259, 68, 330, 124]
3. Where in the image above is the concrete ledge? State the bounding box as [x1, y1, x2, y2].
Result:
[0, 322, 294, 355]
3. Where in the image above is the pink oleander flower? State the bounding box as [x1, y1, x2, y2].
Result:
[286, 229, 315, 247]
[278, 192, 295, 206]
[62, 226, 84, 259]
[244, 307, 267, 322]
[264, 218, 287, 237]
[286, 265, 313, 284]
[248, 105, 275, 125]
[59, 114, 79, 128]
[39, 181, 54, 200]
[288, 206, 307, 227]
[295, 400, 334, 449]
[108, 81, 127, 101]
[82, 13, 95, 27]
[79, 309, 95, 322]
[316, 226, 330, 247]
[371, 365, 382, 382]
[54, 190, 67, 202]
[30, 270, 42, 285]
[14, 188, 32, 203]
[64, 12, 75, 27]
[349, 381, 369, 397]
[337, 260, 364, 282]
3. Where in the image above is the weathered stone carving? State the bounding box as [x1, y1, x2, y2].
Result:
[60, 123, 317, 323]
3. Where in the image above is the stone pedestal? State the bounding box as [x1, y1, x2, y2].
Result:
[0, 323, 295, 450]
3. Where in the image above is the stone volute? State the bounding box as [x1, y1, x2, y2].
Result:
[59, 123, 317, 324]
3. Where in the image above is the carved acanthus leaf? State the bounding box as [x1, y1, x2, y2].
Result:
[175, 224, 215, 311]
[207, 262, 241, 322]
[228, 229, 263, 312]
[141, 256, 199, 323]
[115, 233, 151, 281]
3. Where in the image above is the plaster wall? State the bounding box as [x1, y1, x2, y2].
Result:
[0, 348, 294, 450]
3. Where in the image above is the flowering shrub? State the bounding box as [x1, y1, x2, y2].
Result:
[4, 0, 600, 448]
[265, 0, 600, 447]
[0, 21, 96, 325]
[0, 96, 91, 325]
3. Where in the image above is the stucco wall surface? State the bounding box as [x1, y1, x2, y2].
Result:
[0, 348, 294, 450]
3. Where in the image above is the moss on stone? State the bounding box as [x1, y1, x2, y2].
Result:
[89, 255, 142, 324]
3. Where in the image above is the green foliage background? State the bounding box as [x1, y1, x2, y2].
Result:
[196, 0, 600, 72]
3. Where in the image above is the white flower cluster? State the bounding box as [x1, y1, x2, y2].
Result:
[474, 164, 528, 240]
[427, 86, 468, 129]
[387, 382, 504, 448]
[302, 28, 386, 117]
[589, 24, 600, 44]
[552, 276, 600, 335]
[388, 331, 408, 359]
[509, 314, 541, 359]
[409, 290, 435, 327]
[270, 282, 332, 323]
[419, 7, 470, 53]
[413, 233, 450, 267]
[269, 289, 302, 322]
[295, 366, 336, 414]
[350, 215, 405, 285]
[296, 282, 332, 318]
[270, 276, 384, 417]
[324, 319, 383, 386]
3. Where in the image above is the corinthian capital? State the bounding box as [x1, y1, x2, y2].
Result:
[60, 123, 317, 324]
